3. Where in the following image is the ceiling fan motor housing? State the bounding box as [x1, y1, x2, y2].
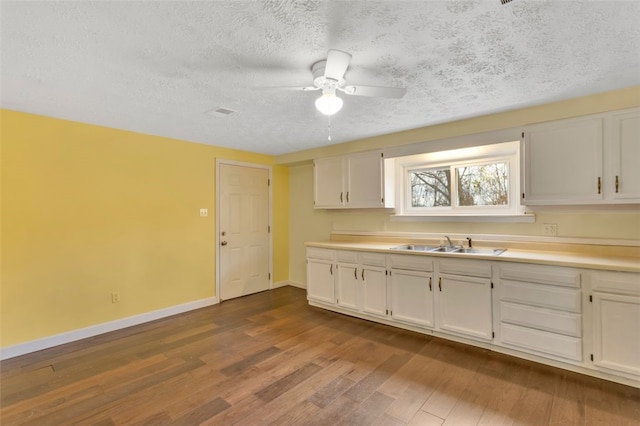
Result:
[311, 60, 345, 90]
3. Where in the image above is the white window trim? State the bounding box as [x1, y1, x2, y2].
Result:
[392, 141, 532, 221]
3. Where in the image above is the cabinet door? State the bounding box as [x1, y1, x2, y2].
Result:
[523, 117, 604, 204]
[346, 151, 384, 208]
[439, 274, 493, 340]
[389, 269, 434, 328]
[611, 110, 640, 201]
[336, 263, 359, 311]
[314, 157, 344, 208]
[592, 291, 640, 376]
[307, 259, 335, 304]
[361, 266, 387, 317]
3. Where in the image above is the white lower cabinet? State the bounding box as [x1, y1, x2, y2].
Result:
[361, 263, 387, 316]
[496, 263, 583, 362]
[335, 251, 388, 317]
[388, 255, 434, 328]
[437, 259, 493, 341]
[306, 246, 638, 386]
[306, 248, 335, 304]
[590, 271, 640, 378]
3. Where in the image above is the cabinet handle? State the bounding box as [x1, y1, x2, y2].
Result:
[597, 177, 601, 194]
[346, 192, 350, 203]
[362, 269, 365, 280]
[330, 264, 333, 275]
[438, 277, 442, 291]
[428, 277, 432, 291]
[340, 192, 343, 203]
[354, 268, 357, 280]
[616, 175, 619, 193]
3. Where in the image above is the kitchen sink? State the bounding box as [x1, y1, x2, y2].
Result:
[428, 246, 460, 252]
[390, 244, 438, 251]
[455, 247, 507, 255]
[390, 244, 507, 256]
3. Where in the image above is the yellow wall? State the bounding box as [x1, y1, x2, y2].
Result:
[284, 87, 640, 285]
[1, 110, 289, 348]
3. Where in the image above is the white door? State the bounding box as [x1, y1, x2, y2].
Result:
[611, 110, 640, 201]
[307, 259, 335, 304]
[361, 265, 387, 317]
[218, 163, 270, 301]
[389, 269, 434, 328]
[314, 156, 345, 208]
[523, 117, 604, 204]
[438, 274, 493, 340]
[592, 291, 640, 376]
[336, 263, 359, 311]
[346, 151, 384, 208]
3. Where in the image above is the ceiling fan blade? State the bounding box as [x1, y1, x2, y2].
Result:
[255, 86, 319, 92]
[324, 50, 352, 81]
[343, 85, 407, 99]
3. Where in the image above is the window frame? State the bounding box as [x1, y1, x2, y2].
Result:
[395, 141, 523, 217]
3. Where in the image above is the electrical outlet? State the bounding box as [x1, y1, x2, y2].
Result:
[199, 208, 208, 217]
[111, 292, 121, 304]
[543, 223, 558, 236]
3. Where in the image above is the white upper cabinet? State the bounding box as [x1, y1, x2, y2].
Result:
[522, 108, 640, 205]
[314, 150, 392, 209]
[611, 110, 640, 201]
[522, 116, 604, 204]
[313, 156, 345, 208]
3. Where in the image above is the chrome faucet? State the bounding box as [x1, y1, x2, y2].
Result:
[444, 235, 454, 248]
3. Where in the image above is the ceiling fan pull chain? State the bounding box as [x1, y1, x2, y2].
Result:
[327, 115, 332, 141]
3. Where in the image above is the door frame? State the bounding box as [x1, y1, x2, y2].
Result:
[215, 159, 273, 301]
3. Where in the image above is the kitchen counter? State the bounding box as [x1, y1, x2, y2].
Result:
[305, 240, 640, 273]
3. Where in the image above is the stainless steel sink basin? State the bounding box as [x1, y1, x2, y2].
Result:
[390, 244, 438, 251]
[428, 246, 460, 252]
[455, 247, 507, 255]
[390, 244, 507, 256]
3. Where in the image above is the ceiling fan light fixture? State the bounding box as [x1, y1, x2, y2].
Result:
[315, 90, 343, 116]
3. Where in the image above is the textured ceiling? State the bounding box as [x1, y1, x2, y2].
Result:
[2, 1, 639, 156]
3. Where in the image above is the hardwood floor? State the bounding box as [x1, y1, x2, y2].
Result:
[1, 286, 639, 425]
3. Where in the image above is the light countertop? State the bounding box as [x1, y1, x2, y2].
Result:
[305, 241, 640, 273]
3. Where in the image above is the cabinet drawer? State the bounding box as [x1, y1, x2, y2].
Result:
[336, 250, 358, 263]
[306, 247, 335, 261]
[388, 254, 433, 272]
[359, 252, 387, 267]
[591, 271, 640, 296]
[502, 280, 581, 313]
[500, 323, 582, 361]
[500, 301, 581, 337]
[439, 258, 492, 278]
[499, 263, 580, 288]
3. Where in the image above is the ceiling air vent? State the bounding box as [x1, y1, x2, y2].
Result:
[208, 107, 237, 117]
[500, 0, 515, 4]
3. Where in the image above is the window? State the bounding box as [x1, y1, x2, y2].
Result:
[394, 141, 525, 218]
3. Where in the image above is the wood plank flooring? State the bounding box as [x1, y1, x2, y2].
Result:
[1, 286, 639, 425]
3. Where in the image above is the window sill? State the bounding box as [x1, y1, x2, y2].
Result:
[389, 213, 536, 223]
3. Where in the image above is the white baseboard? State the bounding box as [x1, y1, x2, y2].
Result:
[272, 281, 290, 289]
[0, 296, 219, 360]
[287, 281, 307, 289]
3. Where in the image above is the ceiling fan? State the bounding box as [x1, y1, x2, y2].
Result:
[289, 50, 407, 116]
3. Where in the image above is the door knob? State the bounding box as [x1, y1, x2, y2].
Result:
[221, 241, 228, 246]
